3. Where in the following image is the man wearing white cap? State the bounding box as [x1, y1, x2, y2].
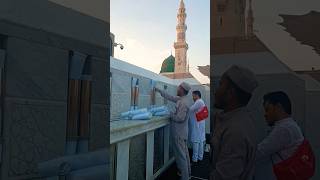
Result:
[209, 65, 258, 180]
[155, 82, 191, 180]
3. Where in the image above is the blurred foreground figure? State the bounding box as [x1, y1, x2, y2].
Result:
[210, 65, 258, 180]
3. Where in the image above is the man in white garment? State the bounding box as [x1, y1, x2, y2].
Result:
[189, 90, 206, 163]
[155, 82, 191, 180]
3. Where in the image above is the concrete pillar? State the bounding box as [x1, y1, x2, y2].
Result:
[146, 131, 155, 180]
[116, 140, 130, 180]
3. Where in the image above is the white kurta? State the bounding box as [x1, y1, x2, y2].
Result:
[188, 99, 206, 143]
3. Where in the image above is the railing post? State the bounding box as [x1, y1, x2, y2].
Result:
[116, 139, 130, 180]
[163, 125, 170, 163]
[146, 130, 155, 180]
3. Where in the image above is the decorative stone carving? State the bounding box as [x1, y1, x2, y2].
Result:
[3, 99, 66, 178]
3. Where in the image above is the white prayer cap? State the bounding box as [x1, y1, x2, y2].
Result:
[179, 82, 191, 92]
[224, 65, 258, 94]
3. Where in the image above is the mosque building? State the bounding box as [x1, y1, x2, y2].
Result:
[160, 0, 194, 79]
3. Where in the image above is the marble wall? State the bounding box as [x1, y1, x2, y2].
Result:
[110, 68, 177, 120]
[129, 134, 146, 180]
[89, 56, 108, 151]
[0, 0, 107, 49]
[0, 21, 108, 180]
[1, 37, 69, 179]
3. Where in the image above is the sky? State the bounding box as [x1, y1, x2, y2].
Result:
[110, 0, 210, 84]
[253, 0, 320, 71]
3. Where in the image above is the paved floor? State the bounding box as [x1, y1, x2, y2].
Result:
[158, 149, 210, 180]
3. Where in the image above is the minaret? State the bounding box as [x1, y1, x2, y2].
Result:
[246, 0, 254, 38]
[211, 0, 267, 54]
[174, 0, 188, 73]
[212, 0, 246, 38]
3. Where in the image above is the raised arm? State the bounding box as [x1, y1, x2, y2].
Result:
[155, 87, 180, 103]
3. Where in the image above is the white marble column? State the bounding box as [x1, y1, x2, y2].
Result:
[146, 131, 155, 180]
[116, 139, 130, 180]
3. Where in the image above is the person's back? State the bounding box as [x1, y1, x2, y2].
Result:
[276, 118, 303, 159]
[171, 95, 190, 139]
[197, 99, 206, 145]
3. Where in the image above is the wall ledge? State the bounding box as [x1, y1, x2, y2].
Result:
[110, 117, 170, 144]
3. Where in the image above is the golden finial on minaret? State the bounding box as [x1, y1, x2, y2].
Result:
[180, 0, 185, 8]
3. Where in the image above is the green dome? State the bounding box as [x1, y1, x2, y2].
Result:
[160, 55, 175, 73]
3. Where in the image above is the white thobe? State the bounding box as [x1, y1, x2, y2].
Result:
[188, 99, 206, 162]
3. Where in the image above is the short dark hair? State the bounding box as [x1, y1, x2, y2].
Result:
[263, 91, 292, 115]
[226, 76, 252, 106]
[192, 90, 201, 98]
